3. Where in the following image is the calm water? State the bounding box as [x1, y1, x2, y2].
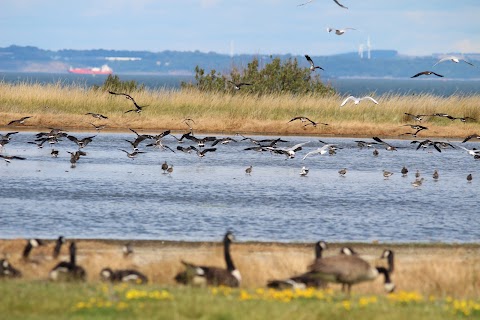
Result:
[0, 132, 479, 243]
[1, 72, 480, 96]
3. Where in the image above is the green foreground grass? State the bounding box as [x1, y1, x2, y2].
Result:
[1, 281, 478, 319]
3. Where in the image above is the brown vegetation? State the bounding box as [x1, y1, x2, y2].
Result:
[1, 239, 478, 298]
[1, 82, 480, 137]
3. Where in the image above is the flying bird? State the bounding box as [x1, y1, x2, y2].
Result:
[119, 149, 146, 159]
[340, 96, 378, 107]
[327, 27, 356, 35]
[303, 144, 337, 160]
[333, 0, 348, 9]
[0, 155, 26, 163]
[304, 55, 324, 71]
[411, 71, 444, 78]
[227, 80, 252, 90]
[288, 116, 328, 127]
[109, 91, 148, 114]
[404, 113, 429, 122]
[85, 112, 108, 119]
[7, 116, 32, 126]
[433, 56, 474, 67]
[462, 133, 480, 143]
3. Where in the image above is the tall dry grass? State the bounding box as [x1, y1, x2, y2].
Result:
[1, 81, 479, 137]
[1, 239, 478, 299]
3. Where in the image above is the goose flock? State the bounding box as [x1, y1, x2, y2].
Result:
[1, 232, 395, 296]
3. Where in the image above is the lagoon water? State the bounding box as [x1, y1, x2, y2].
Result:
[0, 132, 479, 243]
[2, 72, 480, 96]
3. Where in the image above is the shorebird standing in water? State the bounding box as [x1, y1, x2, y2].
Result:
[338, 168, 347, 177]
[161, 161, 169, 174]
[245, 165, 253, 175]
[401, 166, 408, 177]
[411, 178, 424, 188]
[383, 170, 394, 179]
[467, 174, 473, 182]
[432, 170, 439, 181]
[299, 166, 309, 176]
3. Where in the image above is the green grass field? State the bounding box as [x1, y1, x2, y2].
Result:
[1, 281, 478, 319]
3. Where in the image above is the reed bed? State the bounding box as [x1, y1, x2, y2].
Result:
[1, 81, 480, 137]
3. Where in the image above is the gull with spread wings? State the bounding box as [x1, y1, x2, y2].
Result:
[340, 96, 378, 107]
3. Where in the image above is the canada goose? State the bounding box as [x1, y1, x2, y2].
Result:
[51, 149, 59, 157]
[455, 117, 476, 123]
[119, 149, 146, 159]
[432, 170, 439, 180]
[245, 165, 252, 175]
[462, 133, 480, 143]
[176, 145, 197, 153]
[308, 249, 395, 294]
[383, 170, 393, 179]
[288, 116, 328, 127]
[22, 239, 44, 261]
[431, 113, 456, 120]
[401, 166, 408, 177]
[182, 118, 196, 130]
[304, 55, 324, 71]
[338, 168, 347, 177]
[90, 123, 107, 131]
[7, 116, 32, 126]
[372, 137, 397, 151]
[67, 150, 87, 168]
[161, 161, 169, 174]
[85, 112, 108, 119]
[0, 259, 22, 278]
[267, 241, 328, 290]
[411, 71, 444, 78]
[196, 148, 217, 158]
[467, 174, 473, 182]
[227, 80, 252, 90]
[327, 27, 357, 35]
[67, 135, 96, 148]
[300, 166, 309, 176]
[0, 155, 26, 163]
[404, 113, 429, 122]
[174, 231, 241, 287]
[411, 178, 424, 188]
[123, 243, 134, 258]
[52, 236, 66, 259]
[49, 242, 86, 281]
[100, 268, 148, 284]
[0, 131, 19, 141]
[433, 56, 474, 67]
[340, 96, 378, 107]
[109, 91, 148, 114]
[212, 137, 238, 146]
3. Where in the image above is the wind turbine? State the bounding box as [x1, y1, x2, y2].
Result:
[358, 43, 364, 59]
[367, 36, 372, 59]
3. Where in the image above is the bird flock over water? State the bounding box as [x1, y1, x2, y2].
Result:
[1, 232, 395, 296]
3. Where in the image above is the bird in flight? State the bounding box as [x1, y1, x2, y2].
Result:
[462, 133, 480, 143]
[304, 55, 324, 71]
[0, 154, 26, 163]
[119, 149, 146, 159]
[404, 113, 428, 122]
[433, 56, 474, 67]
[227, 80, 252, 90]
[109, 91, 148, 114]
[340, 96, 378, 107]
[7, 116, 32, 126]
[411, 71, 444, 78]
[297, 0, 347, 9]
[288, 116, 328, 127]
[85, 112, 108, 119]
[327, 27, 356, 35]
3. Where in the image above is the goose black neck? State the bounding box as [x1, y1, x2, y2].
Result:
[376, 266, 392, 284]
[315, 242, 323, 259]
[386, 252, 394, 273]
[69, 243, 76, 266]
[224, 237, 235, 271]
[22, 242, 32, 259]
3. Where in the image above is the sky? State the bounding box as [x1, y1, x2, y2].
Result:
[1, 0, 480, 57]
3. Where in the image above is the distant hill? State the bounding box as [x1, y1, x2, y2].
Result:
[0, 45, 479, 79]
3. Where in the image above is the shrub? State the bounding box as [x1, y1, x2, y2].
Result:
[93, 75, 145, 93]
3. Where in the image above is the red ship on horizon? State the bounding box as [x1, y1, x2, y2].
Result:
[68, 64, 113, 75]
